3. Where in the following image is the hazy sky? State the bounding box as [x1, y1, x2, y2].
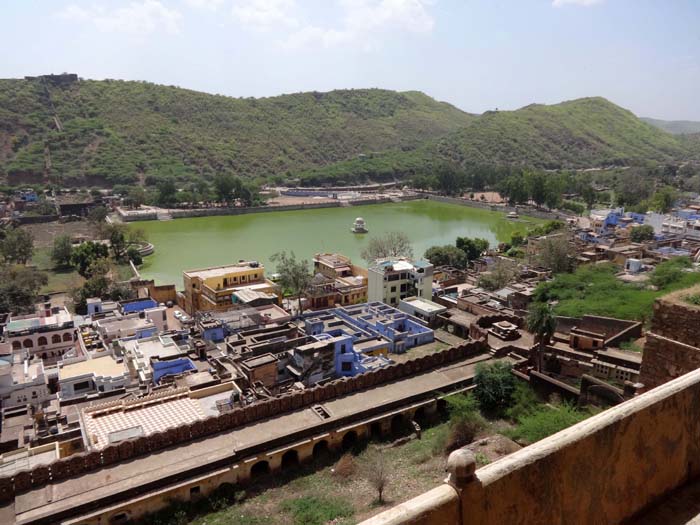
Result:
[3, 0, 699, 119]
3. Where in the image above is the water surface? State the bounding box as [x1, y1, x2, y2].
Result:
[136, 200, 542, 285]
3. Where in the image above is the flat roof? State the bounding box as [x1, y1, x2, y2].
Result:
[184, 263, 264, 280]
[401, 297, 446, 314]
[59, 356, 125, 381]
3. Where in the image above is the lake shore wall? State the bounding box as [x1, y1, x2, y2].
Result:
[425, 194, 565, 220]
[118, 194, 425, 222]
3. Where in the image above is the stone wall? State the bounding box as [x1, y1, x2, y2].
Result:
[0, 341, 486, 503]
[362, 366, 700, 525]
[640, 286, 700, 389]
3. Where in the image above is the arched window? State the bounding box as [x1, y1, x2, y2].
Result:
[38, 336, 48, 346]
[23, 339, 33, 348]
[52, 334, 61, 344]
[11, 341, 21, 350]
[62, 333, 73, 342]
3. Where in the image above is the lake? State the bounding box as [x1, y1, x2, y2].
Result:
[136, 200, 542, 285]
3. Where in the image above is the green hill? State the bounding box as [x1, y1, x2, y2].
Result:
[641, 117, 700, 135]
[0, 76, 474, 186]
[435, 97, 689, 170]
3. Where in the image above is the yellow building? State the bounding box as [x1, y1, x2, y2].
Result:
[182, 262, 279, 314]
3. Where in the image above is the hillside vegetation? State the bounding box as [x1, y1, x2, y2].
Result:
[0, 77, 473, 186]
[436, 97, 689, 170]
[0, 77, 695, 188]
[642, 117, 700, 135]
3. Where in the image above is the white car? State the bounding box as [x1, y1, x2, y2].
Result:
[174, 311, 183, 320]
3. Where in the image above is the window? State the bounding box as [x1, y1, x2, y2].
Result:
[38, 336, 48, 346]
[110, 512, 130, 525]
[340, 344, 346, 354]
[390, 286, 396, 293]
[73, 380, 91, 392]
[341, 362, 352, 372]
[190, 486, 201, 498]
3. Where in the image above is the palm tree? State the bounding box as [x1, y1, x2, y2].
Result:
[527, 302, 557, 372]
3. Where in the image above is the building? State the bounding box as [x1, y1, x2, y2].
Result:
[309, 253, 368, 308]
[0, 354, 51, 408]
[399, 296, 447, 326]
[182, 262, 279, 315]
[57, 356, 129, 400]
[5, 307, 75, 362]
[367, 258, 433, 306]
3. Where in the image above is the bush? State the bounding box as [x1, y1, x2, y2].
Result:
[508, 403, 590, 444]
[333, 453, 356, 479]
[444, 394, 486, 453]
[650, 257, 692, 288]
[505, 383, 541, 421]
[280, 495, 354, 525]
[473, 362, 516, 415]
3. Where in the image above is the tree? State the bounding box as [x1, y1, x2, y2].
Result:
[51, 235, 73, 267]
[536, 235, 572, 274]
[271, 251, 311, 314]
[581, 184, 596, 209]
[126, 246, 143, 266]
[477, 259, 517, 291]
[424, 245, 467, 269]
[364, 450, 390, 504]
[87, 205, 109, 224]
[361, 232, 414, 264]
[71, 242, 109, 277]
[156, 179, 178, 207]
[213, 173, 237, 203]
[630, 224, 655, 243]
[109, 226, 127, 260]
[0, 228, 34, 264]
[474, 362, 517, 415]
[527, 302, 557, 372]
[649, 186, 678, 213]
[125, 187, 146, 209]
[0, 266, 48, 314]
[525, 171, 547, 207]
[435, 164, 464, 196]
[456, 237, 489, 261]
[500, 174, 528, 205]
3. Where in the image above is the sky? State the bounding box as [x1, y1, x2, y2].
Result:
[2, 0, 699, 120]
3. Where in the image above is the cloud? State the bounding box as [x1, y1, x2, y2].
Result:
[58, 1, 183, 35]
[184, 0, 225, 10]
[552, 0, 605, 6]
[290, 0, 434, 50]
[231, 0, 299, 30]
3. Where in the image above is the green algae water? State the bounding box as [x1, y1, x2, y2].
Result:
[136, 200, 543, 285]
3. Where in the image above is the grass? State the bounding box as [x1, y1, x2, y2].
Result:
[30, 247, 84, 294]
[505, 403, 594, 445]
[280, 496, 354, 525]
[534, 261, 700, 322]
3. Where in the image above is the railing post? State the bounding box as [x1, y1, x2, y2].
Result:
[445, 449, 476, 490]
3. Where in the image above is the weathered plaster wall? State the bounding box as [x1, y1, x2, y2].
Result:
[362, 367, 700, 525]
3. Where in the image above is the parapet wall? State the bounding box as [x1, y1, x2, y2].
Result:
[640, 287, 700, 389]
[362, 366, 700, 525]
[0, 341, 485, 503]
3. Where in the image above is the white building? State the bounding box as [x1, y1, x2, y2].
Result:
[57, 356, 129, 400]
[398, 296, 447, 326]
[368, 259, 434, 306]
[0, 354, 51, 408]
[5, 307, 76, 362]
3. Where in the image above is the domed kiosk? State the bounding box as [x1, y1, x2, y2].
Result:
[351, 217, 368, 234]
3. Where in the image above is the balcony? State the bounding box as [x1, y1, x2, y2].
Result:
[360, 367, 700, 525]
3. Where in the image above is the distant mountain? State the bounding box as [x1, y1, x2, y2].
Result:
[0, 76, 474, 186]
[436, 97, 689, 170]
[641, 117, 700, 135]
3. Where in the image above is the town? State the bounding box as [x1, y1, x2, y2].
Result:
[1, 179, 700, 524]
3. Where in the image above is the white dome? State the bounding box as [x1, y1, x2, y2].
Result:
[355, 217, 364, 222]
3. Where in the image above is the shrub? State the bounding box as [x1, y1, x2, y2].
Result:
[444, 394, 486, 453]
[280, 495, 354, 525]
[473, 362, 516, 415]
[333, 453, 356, 479]
[505, 383, 541, 421]
[508, 403, 590, 444]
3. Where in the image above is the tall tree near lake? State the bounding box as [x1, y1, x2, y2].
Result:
[0, 266, 48, 314]
[527, 302, 557, 373]
[424, 245, 468, 269]
[361, 232, 414, 264]
[271, 251, 311, 315]
[456, 237, 489, 262]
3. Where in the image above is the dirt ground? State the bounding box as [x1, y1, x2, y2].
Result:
[266, 194, 337, 206]
[21, 220, 98, 248]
